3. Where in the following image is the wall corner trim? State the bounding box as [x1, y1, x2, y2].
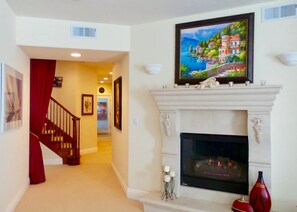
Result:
[111, 161, 148, 200]
[111, 162, 128, 195]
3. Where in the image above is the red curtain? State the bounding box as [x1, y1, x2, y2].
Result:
[29, 59, 56, 184]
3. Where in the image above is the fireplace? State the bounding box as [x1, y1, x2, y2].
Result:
[147, 85, 281, 208]
[180, 133, 248, 195]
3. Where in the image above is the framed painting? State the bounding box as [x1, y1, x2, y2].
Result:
[53, 76, 63, 87]
[81, 94, 94, 115]
[0, 63, 23, 132]
[97, 97, 110, 134]
[114, 77, 122, 130]
[175, 13, 254, 85]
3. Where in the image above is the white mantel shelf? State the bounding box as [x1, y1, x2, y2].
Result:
[150, 85, 282, 112]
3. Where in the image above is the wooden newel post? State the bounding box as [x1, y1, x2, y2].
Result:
[67, 117, 80, 165]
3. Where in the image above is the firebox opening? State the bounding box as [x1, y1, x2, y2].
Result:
[181, 133, 248, 195]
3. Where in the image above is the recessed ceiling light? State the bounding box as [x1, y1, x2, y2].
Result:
[71, 52, 81, 57]
[104, 77, 108, 80]
[100, 81, 104, 83]
[109, 72, 113, 75]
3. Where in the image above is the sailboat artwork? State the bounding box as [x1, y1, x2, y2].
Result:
[0, 63, 23, 132]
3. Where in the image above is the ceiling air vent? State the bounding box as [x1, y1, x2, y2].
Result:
[262, 2, 297, 22]
[71, 26, 97, 38]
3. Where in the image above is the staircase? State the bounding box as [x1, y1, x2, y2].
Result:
[40, 97, 80, 165]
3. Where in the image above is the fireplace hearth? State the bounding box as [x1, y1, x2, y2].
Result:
[180, 133, 248, 194]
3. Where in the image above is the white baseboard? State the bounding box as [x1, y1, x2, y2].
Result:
[5, 177, 29, 212]
[111, 162, 148, 201]
[127, 188, 149, 200]
[111, 162, 128, 195]
[80, 147, 97, 155]
[44, 158, 63, 165]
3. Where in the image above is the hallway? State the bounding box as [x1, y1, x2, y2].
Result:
[15, 136, 143, 212]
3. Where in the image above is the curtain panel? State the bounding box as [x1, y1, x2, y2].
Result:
[29, 59, 56, 184]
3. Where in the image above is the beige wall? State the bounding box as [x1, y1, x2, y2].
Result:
[97, 83, 112, 96]
[112, 54, 130, 193]
[52, 61, 97, 151]
[0, 0, 30, 211]
[129, 1, 297, 210]
[52, 61, 79, 114]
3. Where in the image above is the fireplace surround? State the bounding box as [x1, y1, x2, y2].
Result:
[142, 85, 281, 211]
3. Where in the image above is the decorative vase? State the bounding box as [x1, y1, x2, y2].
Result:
[249, 171, 271, 212]
[232, 195, 254, 212]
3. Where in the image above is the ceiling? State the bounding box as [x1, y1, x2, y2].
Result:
[7, 0, 278, 26]
[7, 0, 279, 83]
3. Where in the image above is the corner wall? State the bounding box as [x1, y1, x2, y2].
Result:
[111, 54, 130, 194]
[129, 0, 297, 210]
[0, 0, 30, 211]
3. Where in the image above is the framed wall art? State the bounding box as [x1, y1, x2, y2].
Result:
[81, 94, 94, 115]
[175, 13, 254, 85]
[53, 76, 63, 87]
[114, 77, 122, 130]
[0, 63, 23, 132]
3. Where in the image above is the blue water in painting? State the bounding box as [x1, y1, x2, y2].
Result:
[180, 23, 231, 75]
[181, 52, 206, 71]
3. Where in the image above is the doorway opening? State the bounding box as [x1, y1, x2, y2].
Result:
[97, 96, 112, 135]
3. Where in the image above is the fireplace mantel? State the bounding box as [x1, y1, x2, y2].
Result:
[142, 84, 282, 211]
[150, 85, 282, 112]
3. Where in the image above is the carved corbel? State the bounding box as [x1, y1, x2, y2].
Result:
[252, 118, 263, 144]
[163, 114, 171, 136]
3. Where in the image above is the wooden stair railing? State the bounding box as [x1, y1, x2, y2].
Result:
[40, 97, 80, 165]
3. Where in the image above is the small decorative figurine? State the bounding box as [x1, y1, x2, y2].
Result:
[199, 77, 220, 89]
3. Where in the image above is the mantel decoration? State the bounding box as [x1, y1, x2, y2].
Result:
[0, 63, 23, 132]
[175, 13, 254, 85]
[161, 166, 177, 201]
[199, 77, 220, 89]
[81, 94, 94, 115]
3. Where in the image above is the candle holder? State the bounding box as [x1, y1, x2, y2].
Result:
[161, 179, 171, 201]
[169, 177, 177, 200]
[161, 166, 177, 201]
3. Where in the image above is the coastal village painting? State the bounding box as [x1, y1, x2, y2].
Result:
[175, 13, 254, 84]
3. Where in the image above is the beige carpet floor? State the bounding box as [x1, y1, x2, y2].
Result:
[15, 136, 143, 212]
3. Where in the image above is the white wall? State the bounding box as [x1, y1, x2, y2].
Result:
[0, 0, 30, 211]
[129, 1, 297, 210]
[16, 17, 130, 52]
[112, 54, 130, 194]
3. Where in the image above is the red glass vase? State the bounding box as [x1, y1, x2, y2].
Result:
[249, 171, 271, 212]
